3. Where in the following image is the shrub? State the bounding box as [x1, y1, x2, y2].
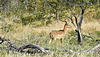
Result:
[35, 12, 45, 20]
[21, 15, 35, 25]
[21, 12, 45, 25]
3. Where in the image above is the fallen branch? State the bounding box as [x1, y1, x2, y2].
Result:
[0, 36, 99, 55]
[86, 44, 100, 54]
[82, 34, 94, 39]
[67, 34, 94, 40]
[63, 44, 100, 54]
[0, 36, 52, 54]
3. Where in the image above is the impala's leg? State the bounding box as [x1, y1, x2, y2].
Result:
[53, 38, 56, 44]
[49, 34, 53, 44]
[61, 37, 64, 43]
[49, 39, 52, 44]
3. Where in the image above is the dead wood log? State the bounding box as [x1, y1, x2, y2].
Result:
[63, 44, 100, 54]
[0, 36, 52, 54]
[18, 44, 52, 54]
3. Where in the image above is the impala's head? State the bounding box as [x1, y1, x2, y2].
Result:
[65, 25, 71, 28]
[66, 25, 71, 28]
[65, 24, 71, 28]
[59, 19, 71, 28]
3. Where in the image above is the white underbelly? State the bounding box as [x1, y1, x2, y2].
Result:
[56, 37, 62, 39]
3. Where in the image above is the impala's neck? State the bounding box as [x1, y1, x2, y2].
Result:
[63, 25, 67, 34]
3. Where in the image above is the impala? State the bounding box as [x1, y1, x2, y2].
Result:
[49, 19, 71, 44]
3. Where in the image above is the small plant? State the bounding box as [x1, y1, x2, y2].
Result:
[95, 31, 100, 37]
[13, 19, 21, 24]
[0, 50, 7, 57]
[1, 23, 14, 32]
[35, 12, 45, 21]
[93, 12, 100, 20]
[0, 15, 5, 21]
[68, 30, 76, 35]
[46, 19, 52, 26]
[39, 30, 47, 37]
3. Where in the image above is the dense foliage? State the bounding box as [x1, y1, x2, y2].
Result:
[0, 0, 99, 25]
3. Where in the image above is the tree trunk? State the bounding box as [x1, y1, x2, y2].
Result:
[97, 0, 99, 5]
[43, 0, 45, 13]
[75, 27, 82, 45]
[34, 1, 37, 13]
[56, 9, 59, 20]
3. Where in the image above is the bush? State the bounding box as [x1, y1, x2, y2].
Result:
[21, 12, 45, 25]
[21, 15, 35, 25]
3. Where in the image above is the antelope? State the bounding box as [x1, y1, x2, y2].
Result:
[49, 19, 71, 44]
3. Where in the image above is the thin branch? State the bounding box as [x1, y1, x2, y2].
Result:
[84, 2, 88, 10]
[66, 15, 76, 28]
[82, 34, 94, 39]
[77, 11, 81, 18]
[69, 5, 78, 26]
[35, 36, 41, 44]
[79, 2, 87, 27]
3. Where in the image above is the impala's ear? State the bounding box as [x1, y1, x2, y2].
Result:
[65, 23, 68, 25]
[65, 23, 67, 25]
[59, 19, 68, 25]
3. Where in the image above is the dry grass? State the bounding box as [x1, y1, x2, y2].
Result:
[0, 5, 100, 57]
[0, 6, 99, 39]
[82, 21, 100, 33]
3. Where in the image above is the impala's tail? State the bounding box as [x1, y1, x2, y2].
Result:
[49, 32, 53, 44]
[49, 33, 51, 38]
[49, 33, 53, 39]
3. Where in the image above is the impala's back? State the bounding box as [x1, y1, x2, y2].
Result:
[50, 30, 64, 39]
